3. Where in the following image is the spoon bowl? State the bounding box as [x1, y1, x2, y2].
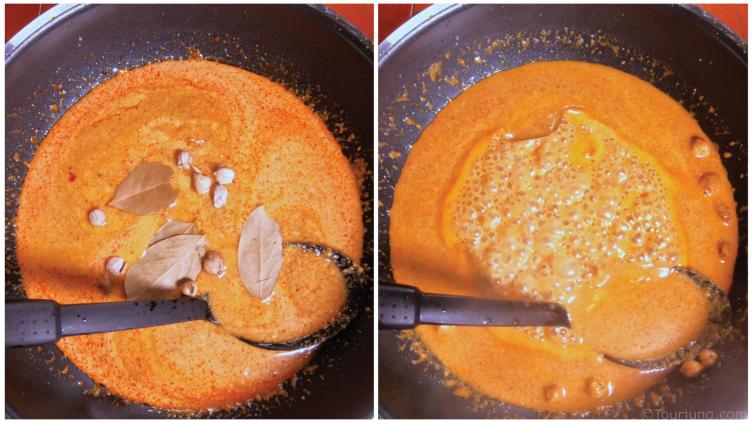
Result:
[603, 266, 733, 371]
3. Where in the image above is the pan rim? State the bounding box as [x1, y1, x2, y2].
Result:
[377, 4, 747, 69]
[5, 4, 374, 67]
[5, 4, 82, 63]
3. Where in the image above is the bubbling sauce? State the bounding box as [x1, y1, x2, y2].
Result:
[450, 110, 682, 302]
[16, 60, 362, 410]
[390, 61, 737, 412]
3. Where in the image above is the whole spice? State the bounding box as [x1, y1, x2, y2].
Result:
[109, 162, 178, 215]
[105, 256, 126, 277]
[237, 206, 283, 301]
[124, 234, 206, 300]
[650, 391, 662, 407]
[680, 359, 703, 378]
[124, 220, 206, 300]
[690, 135, 711, 158]
[212, 184, 228, 208]
[193, 171, 211, 195]
[716, 203, 732, 226]
[99, 276, 112, 295]
[180, 279, 199, 297]
[586, 376, 612, 399]
[214, 166, 235, 185]
[202, 250, 227, 278]
[632, 393, 645, 408]
[698, 349, 718, 367]
[544, 384, 566, 402]
[717, 240, 732, 264]
[88, 208, 106, 226]
[698, 172, 720, 197]
[150, 220, 199, 246]
[176, 150, 192, 169]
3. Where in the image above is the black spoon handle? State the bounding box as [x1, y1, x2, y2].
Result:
[4, 244, 363, 351]
[5, 298, 212, 348]
[378, 283, 571, 329]
[378, 283, 421, 329]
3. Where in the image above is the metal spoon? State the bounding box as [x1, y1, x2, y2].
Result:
[603, 266, 733, 371]
[5, 243, 368, 351]
[249, 242, 368, 350]
[379, 266, 730, 373]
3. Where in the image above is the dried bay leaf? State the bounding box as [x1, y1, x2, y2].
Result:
[125, 234, 206, 300]
[109, 162, 178, 215]
[238, 206, 283, 301]
[150, 220, 198, 246]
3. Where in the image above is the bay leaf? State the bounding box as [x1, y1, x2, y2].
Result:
[149, 220, 198, 246]
[109, 162, 178, 215]
[125, 234, 206, 300]
[238, 206, 283, 301]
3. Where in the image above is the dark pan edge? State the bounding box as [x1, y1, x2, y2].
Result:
[679, 4, 748, 60]
[310, 4, 374, 64]
[378, 4, 459, 65]
[378, 4, 748, 68]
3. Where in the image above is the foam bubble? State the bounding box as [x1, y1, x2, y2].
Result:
[452, 111, 682, 345]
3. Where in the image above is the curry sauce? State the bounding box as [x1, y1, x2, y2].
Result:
[390, 61, 737, 412]
[16, 60, 363, 410]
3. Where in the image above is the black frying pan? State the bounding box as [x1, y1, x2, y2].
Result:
[378, 4, 747, 418]
[5, 4, 373, 418]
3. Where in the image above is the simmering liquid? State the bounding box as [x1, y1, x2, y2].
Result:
[16, 60, 362, 410]
[390, 61, 737, 412]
